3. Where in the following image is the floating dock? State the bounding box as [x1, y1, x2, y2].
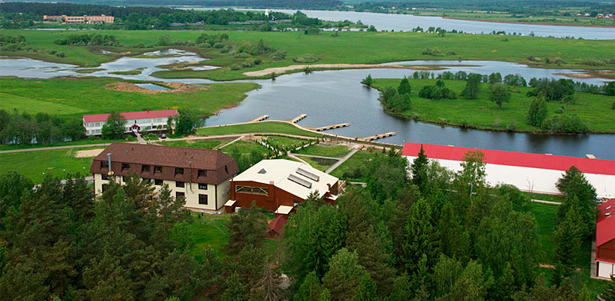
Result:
[250, 115, 269, 122]
[315, 123, 350, 132]
[361, 132, 396, 141]
[291, 114, 307, 123]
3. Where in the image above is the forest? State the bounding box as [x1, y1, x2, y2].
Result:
[0, 147, 613, 300]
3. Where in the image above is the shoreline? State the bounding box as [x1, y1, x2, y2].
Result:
[440, 16, 615, 29]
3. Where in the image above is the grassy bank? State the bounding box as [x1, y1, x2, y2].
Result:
[0, 77, 259, 118]
[1, 29, 614, 81]
[0, 147, 99, 182]
[197, 121, 322, 137]
[372, 78, 615, 133]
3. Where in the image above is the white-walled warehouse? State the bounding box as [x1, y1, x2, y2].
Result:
[402, 143, 615, 199]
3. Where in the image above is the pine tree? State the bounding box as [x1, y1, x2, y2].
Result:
[362, 74, 374, 87]
[355, 273, 378, 301]
[411, 145, 429, 191]
[322, 248, 367, 301]
[553, 207, 582, 284]
[402, 198, 439, 272]
[295, 271, 323, 301]
[601, 275, 615, 301]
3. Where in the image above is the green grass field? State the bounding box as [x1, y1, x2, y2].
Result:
[0, 77, 259, 118]
[0, 147, 100, 182]
[197, 121, 322, 137]
[188, 213, 231, 260]
[372, 78, 615, 133]
[295, 144, 352, 158]
[2, 29, 614, 81]
[157, 139, 229, 150]
[329, 148, 381, 181]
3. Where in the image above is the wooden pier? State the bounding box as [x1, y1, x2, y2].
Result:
[315, 123, 350, 132]
[361, 132, 396, 141]
[291, 114, 307, 123]
[250, 115, 269, 122]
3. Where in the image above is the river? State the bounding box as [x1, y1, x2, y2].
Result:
[1, 51, 614, 160]
[239, 9, 615, 40]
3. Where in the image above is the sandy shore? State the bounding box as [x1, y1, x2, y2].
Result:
[242, 64, 436, 77]
[75, 149, 104, 158]
[105, 82, 205, 94]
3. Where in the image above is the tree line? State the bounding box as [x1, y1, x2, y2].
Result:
[0, 110, 85, 145]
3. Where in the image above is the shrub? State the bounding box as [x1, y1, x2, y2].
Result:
[234, 52, 252, 58]
[230, 64, 241, 70]
[270, 50, 287, 61]
[506, 120, 518, 131]
[554, 108, 564, 114]
[541, 113, 587, 133]
[241, 58, 255, 68]
[293, 54, 319, 63]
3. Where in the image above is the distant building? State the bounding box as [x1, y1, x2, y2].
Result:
[89, 142, 239, 211]
[229, 159, 343, 212]
[82, 109, 178, 136]
[43, 14, 114, 24]
[596, 198, 615, 279]
[401, 143, 615, 198]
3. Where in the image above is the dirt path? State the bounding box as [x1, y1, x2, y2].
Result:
[74, 148, 105, 158]
[243, 64, 436, 77]
[106, 82, 205, 94]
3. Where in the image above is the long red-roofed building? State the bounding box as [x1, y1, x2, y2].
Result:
[401, 142, 615, 198]
[83, 109, 178, 136]
[596, 198, 615, 279]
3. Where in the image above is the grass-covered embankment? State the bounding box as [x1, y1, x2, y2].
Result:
[0, 147, 99, 182]
[197, 121, 322, 137]
[2, 29, 614, 81]
[0, 77, 259, 118]
[372, 78, 615, 133]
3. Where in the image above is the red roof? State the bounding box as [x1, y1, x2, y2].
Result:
[401, 142, 615, 176]
[82, 109, 178, 123]
[597, 198, 615, 250]
[267, 216, 288, 234]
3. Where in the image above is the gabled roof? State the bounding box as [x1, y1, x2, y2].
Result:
[597, 198, 615, 247]
[401, 142, 615, 176]
[267, 215, 288, 234]
[89, 143, 238, 185]
[83, 109, 178, 123]
[232, 159, 339, 200]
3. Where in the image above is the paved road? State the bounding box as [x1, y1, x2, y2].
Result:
[326, 148, 359, 174]
[531, 199, 562, 205]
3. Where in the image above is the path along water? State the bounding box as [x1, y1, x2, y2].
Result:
[1, 50, 613, 159]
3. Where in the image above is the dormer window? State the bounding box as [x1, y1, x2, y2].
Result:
[121, 163, 130, 171]
[101, 161, 109, 168]
[175, 168, 184, 175]
[198, 170, 207, 177]
[154, 166, 162, 173]
[142, 165, 151, 173]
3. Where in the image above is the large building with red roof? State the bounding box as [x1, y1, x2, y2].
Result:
[401, 143, 615, 198]
[83, 109, 178, 136]
[596, 198, 615, 279]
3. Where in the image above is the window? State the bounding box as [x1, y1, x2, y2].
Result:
[199, 194, 208, 205]
[155, 179, 163, 186]
[198, 170, 207, 178]
[175, 168, 184, 175]
[235, 185, 268, 195]
[121, 163, 130, 171]
[102, 184, 109, 192]
[176, 192, 185, 199]
[176, 181, 185, 188]
[154, 166, 163, 173]
[123, 176, 128, 182]
[142, 165, 150, 173]
[101, 161, 109, 168]
[199, 183, 208, 190]
[225, 165, 229, 174]
[101, 173, 109, 180]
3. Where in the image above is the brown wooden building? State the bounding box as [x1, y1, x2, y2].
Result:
[230, 159, 342, 212]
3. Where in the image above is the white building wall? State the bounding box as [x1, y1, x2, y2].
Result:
[84, 117, 170, 136]
[598, 261, 615, 279]
[405, 156, 615, 198]
[93, 174, 231, 211]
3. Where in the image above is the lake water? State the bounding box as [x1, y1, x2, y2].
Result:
[1, 50, 613, 159]
[262, 9, 615, 40]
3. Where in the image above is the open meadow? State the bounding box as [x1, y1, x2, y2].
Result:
[2, 29, 614, 81]
[372, 78, 615, 133]
[0, 77, 259, 118]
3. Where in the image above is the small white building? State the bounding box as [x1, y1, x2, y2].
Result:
[82, 109, 178, 136]
[90, 142, 239, 211]
[402, 143, 615, 198]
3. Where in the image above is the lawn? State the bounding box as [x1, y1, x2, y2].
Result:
[300, 156, 337, 172]
[372, 78, 615, 133]
[0, 146, 100, 182]
[531, 202, 558, 265]
[157, 139, 229, 150]
[222, 140, 270, 154]
[2, 29, 614, 81]
[265, 136, 311, 150]
[295, 144, 352, 158]
[329, 148, 381, 181]
[197, 121, 322, 137]
[0, 77, 259, 118]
